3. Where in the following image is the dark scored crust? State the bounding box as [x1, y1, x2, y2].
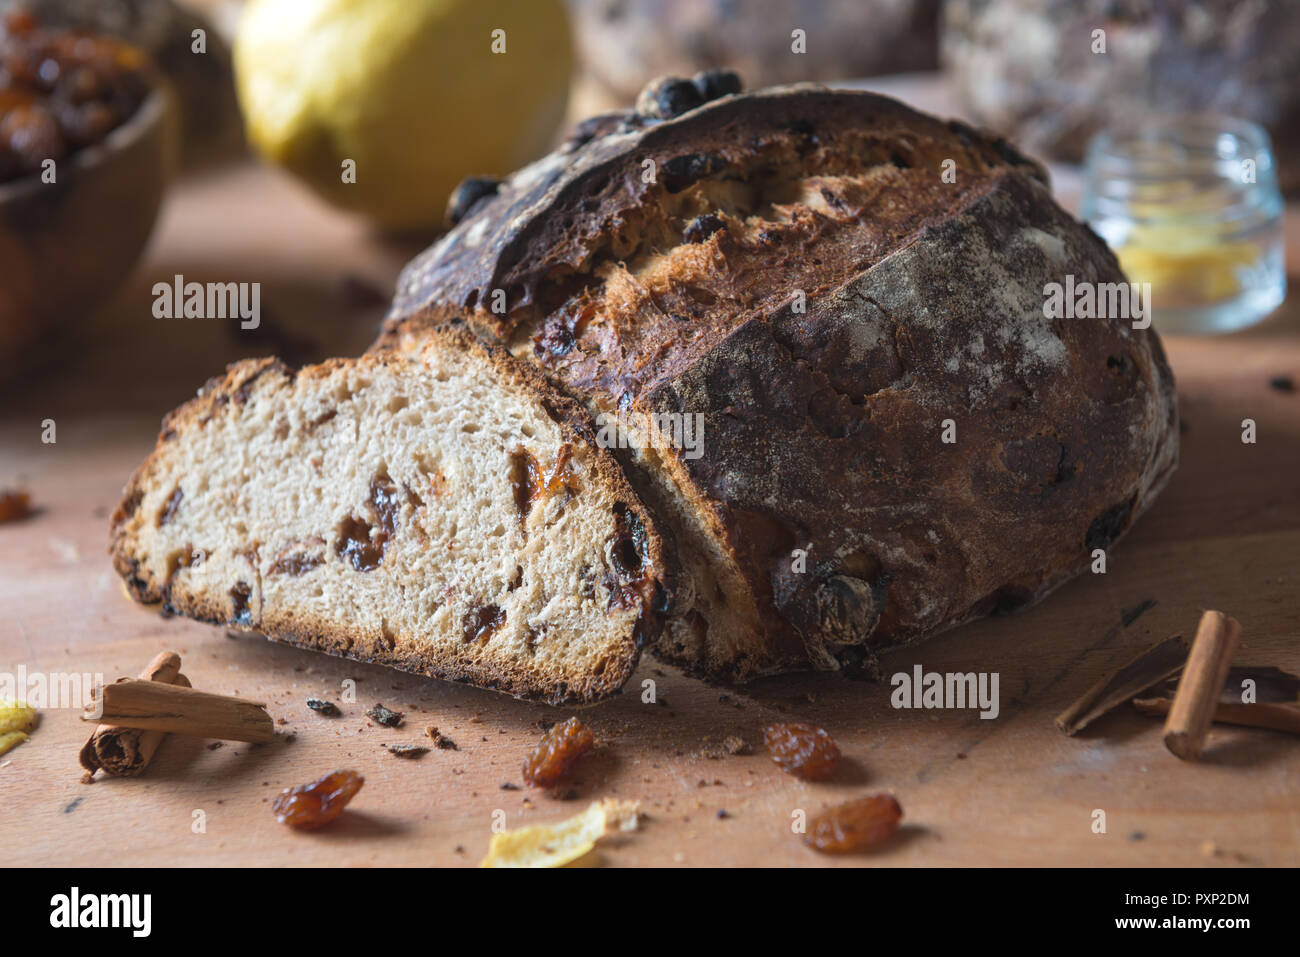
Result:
[379, 81, 1179, 682]
[110, 322, 674, 705]
[384, 85, 1045, 340]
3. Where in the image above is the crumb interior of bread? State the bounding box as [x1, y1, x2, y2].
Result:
[121, 349, 648, 695]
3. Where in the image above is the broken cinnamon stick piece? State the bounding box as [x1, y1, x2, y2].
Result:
[1055, 634, 1189, 735]
[79, 650, 187, 781]
[1134, 697, 1300, 736]
[1162, 610, 1243, 760]
[84, 679, 274, 743]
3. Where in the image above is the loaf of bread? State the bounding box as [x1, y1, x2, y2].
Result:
[111, 324, 671, 704]
[114, 77, 1177, 700]
[942, 0, 1300, 192]
[381, 77, 1179, 683]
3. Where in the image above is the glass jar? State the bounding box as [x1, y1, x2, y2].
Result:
[1080, 114, 1285, 335]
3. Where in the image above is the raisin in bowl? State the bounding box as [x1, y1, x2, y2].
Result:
[0, 7, 176, 370]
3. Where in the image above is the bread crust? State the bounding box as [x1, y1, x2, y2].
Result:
[110, 323, 674, 705]
[382, 85, 1045, 336]
[380, 83, 1179, 681]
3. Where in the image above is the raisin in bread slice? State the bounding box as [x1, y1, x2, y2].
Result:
[110, 324, 670, 705]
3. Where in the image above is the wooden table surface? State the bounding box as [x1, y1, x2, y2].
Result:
[2, 150, 1298, 867]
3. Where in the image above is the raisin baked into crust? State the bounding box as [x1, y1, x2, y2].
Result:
[111, 324, 672, 705]
[380, 78, 1179, 682]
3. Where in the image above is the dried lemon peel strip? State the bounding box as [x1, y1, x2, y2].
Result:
[0, 698, 37, 757]
[480, 799, 640, 868]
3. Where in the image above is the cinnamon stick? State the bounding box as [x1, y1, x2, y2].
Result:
[79, 650, 189, 780]
[1134, 696, 1300, 736]
[84, 679, 274, 743]
[1162, 610, 1243, 760]
[1055, 634, 1189, 735]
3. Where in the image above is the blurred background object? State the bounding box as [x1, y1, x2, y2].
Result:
[0, 0, 242, 170]
[0, 6, 176, 370]
[1, 0, 1294, 380]
[942, 0, 1300, 193]
[174, 0, 243, 41]
[1081, 114, 1285, 334]
[567, 0, 939, 112]
[234, 0, 572, 232]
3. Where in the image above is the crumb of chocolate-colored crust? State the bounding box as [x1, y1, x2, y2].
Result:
[387, 743, 429, 759]
[0, 490, 32, 524]
[698, 734, 752, 759]
[425, 725, 459, 750]
[306, 698, 341, 716]
[722, 735, 751, 755]
[366, 703, 403, 727]
[500, 782, 520, 790]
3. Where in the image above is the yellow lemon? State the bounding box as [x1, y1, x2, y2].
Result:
[234, 0, 571, 229]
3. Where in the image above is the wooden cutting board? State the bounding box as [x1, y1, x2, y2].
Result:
[1, 151, 1297, 867]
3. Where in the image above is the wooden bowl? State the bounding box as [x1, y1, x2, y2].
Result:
[0, 86, 177, 370]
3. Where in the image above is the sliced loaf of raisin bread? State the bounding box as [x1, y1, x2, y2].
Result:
[380, 79, 1179, 683]
[110, 324, 670, 705]
[114, 79, 1178, 700]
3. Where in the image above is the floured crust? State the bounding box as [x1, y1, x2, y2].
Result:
[379, 82, 1179, 682]
[111, 323, 672, 705]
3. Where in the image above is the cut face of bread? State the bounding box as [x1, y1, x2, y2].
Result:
[110, 327, 669, 705]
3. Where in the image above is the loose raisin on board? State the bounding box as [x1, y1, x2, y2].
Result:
[426, 726, 458, 750]
[763, 722, 840, 780]
[271, 770, 364, 830]
[803, 794, 903, 854]
[522, 716, 595, 788]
